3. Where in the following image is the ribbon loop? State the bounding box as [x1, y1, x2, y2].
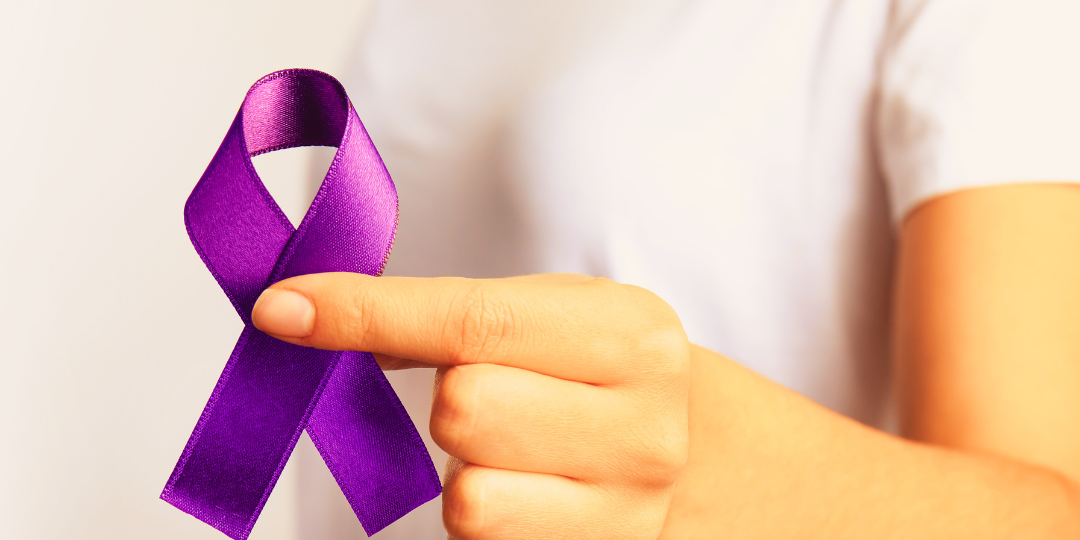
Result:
[242, 71, 347, 155]
[163, 69, 440, 540]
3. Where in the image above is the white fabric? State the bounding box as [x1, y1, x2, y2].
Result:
[326, 1, 1080, 537]
[879, 0, 1080, 220]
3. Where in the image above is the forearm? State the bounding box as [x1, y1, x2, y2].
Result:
[659, 345, 1080, 538]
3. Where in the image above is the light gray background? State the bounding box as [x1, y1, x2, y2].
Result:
[0, 2, 445, 538]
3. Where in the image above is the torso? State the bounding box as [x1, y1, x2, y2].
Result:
[346, 0, 895, 425]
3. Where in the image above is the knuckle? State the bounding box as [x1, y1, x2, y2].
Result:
[601, 282, 687, 354]
[627, 500, 674, 540]
[338, 279, 377, 350]
[638, 326, 691, 379]
[626, 284, 683, 326]
[445, 281, 518, 364]
[630, 419, 689, 487]
[592, 482, 673, 540]
[636, 321, 687, 354]
[443, 465, 489, 540]
[430, 366, 482, 455]
[585, 275, 618, 288]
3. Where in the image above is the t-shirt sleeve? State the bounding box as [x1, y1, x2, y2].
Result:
[877, 0, 1080, 224]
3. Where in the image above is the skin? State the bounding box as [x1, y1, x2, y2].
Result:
[252, 183, 1080, 538]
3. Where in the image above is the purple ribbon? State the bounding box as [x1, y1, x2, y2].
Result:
[162, 69, 441, 540]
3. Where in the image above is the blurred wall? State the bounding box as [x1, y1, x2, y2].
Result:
[0, 2, 416, 539]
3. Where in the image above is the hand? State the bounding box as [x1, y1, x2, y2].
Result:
[252, 273, 690, 540]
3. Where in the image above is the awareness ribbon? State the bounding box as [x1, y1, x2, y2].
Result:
[162, 69, 441, 539]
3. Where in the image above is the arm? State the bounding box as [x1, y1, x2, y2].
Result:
[895, 183, 1080, 482]
[661, 347, 1079, 538]
[661, 183, 1080, 538]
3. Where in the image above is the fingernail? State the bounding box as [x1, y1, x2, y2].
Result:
[252, 289, 315, 337]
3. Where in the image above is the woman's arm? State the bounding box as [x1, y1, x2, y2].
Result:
[895, 183, 1080, 482]
[661, 346, 1079, 538]
[660, 183, 1080, 538]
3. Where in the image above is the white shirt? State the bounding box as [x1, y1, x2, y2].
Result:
[315, 1, 1080, 537]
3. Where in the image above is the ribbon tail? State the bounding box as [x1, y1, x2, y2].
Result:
[161, 327, 342, 540]
[306, 351, 442, 536]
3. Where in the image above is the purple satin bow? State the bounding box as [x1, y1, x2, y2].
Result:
[162, 69, 441, 540]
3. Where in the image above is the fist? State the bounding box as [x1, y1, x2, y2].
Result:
[252, 273, 690, 539]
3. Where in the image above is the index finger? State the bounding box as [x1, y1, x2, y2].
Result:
[251, 272, 681, 384]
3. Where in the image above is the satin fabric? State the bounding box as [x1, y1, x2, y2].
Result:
[162, 69, 440, 540]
